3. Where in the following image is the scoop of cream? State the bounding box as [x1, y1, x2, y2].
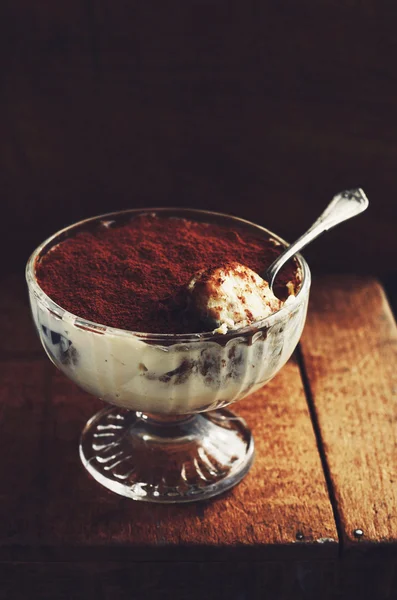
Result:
[188, 262, 291, 333]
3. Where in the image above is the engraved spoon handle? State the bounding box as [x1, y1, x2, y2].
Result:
[264, 188, 369, 289]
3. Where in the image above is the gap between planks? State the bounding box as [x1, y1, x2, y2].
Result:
[299, 275, 397, 555]
[297, 343, 344, 557]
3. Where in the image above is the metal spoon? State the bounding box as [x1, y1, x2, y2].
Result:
[264, 188, 369, 289]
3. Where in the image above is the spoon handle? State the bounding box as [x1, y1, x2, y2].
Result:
[265, 188, 369, 289]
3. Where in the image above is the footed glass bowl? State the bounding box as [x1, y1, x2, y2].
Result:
[26, 208, 311, 503]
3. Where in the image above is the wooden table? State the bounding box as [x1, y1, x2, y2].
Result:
[1, 275, 396, 599]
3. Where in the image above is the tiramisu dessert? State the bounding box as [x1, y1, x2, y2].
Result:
[36, 214, 299, 334]
[26, 194, 366, 502]
[28, 210, 309, 414]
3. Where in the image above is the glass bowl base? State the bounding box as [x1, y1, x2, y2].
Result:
[79, 406, 254, 503]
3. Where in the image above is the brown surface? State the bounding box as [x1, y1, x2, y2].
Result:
[37, 357, 336, 561]
[1, 274, 397, 598]
[1, 2, 397, 276]
[300, 276, 397, 555]
[0, 273, 337, 560]
[34, 212, 298, 333]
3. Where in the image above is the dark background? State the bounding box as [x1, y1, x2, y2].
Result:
[1, 1, 396, 283]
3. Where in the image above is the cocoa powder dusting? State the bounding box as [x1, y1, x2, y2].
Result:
[36, 215, 299, 333]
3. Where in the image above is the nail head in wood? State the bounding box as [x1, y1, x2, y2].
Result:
[353, 529, 364, 538]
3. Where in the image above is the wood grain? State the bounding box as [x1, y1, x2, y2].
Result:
[3, 274, 397, 597]
[300, 276, 397, 553]
[32, 355, 337, 561]
[0, 277, 337, 562]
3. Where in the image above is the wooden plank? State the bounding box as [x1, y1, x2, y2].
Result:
[4, 354, 337, 561]
[300, 275, 397, 553]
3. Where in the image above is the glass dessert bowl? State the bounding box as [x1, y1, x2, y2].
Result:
[26, 208, 311, 503]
